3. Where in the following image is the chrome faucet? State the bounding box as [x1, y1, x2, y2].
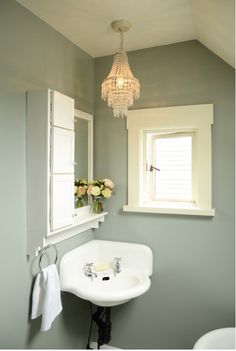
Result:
[114, 257, 122, 274]
[84, 263, 97, 278]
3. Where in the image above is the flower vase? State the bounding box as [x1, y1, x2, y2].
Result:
[92, 197, 103, 214]
[75, 196, 84, 208]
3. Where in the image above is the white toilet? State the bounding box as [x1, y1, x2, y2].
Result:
[193, 327, 235, 349]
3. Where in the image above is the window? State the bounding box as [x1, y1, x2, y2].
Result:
[123, 104, 215, 216]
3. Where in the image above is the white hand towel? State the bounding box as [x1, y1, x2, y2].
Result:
[31, 264, 62, 332]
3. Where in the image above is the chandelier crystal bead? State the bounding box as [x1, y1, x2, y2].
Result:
[101, 21, 140, 118]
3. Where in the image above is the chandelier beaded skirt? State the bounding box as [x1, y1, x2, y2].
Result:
[101, 50, 140, 118]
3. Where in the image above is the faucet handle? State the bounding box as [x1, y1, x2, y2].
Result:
[84, 262, 94, 272]
[114, 257, 122, 262]
[85, 262, 94, 267]
[84, 262, 98, 278]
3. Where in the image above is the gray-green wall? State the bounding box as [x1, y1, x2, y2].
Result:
[94, 41, 235, 349]
[0, 0, 235, 349]
[0, 0, 94, 348]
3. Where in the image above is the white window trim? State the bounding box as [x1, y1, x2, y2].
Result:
[123, 104, 215, 216]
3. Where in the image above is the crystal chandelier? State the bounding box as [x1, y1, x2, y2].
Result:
[101, 20, 140, 118]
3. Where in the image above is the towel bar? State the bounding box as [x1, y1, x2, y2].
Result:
[39, 244, 58, 270]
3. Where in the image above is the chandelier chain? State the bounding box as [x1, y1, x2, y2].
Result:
[119, 29, 124, 51]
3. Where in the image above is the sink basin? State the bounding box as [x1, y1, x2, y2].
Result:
[60, 240, 153, 306]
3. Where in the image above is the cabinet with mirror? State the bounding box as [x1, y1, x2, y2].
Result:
[27, 89, 106, 256]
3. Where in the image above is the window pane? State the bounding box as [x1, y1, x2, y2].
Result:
[154, 135, 192, 201]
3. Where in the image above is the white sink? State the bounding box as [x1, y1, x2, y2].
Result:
[193, 328, 235, 349]
[60, 240, 153, 306]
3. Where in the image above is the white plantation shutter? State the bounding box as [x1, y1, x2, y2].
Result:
[154, 134, 193, 201]
[145, 132, 194, 202]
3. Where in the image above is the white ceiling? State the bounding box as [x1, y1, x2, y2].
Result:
[16, 0, 235, 67]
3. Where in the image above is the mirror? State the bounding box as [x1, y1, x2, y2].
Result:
[74, 109, 93, 207]
[75, 118, 88, 179]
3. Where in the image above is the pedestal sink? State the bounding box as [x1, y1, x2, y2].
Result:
[60, 240, 153, 307]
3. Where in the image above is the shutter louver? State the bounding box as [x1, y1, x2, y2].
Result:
[154, 135, 193, 201]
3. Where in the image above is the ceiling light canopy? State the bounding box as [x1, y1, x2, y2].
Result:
[101, 20, 140, 118]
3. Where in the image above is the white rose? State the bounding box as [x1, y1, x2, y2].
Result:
[91, 186, 101, 196]
[103, 178, 114, 189]
[101, 187, 112, 198]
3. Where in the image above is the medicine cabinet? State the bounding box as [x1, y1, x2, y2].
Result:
[26, 89, 106, 256]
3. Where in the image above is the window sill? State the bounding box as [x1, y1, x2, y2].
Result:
[123, 203, 215, 216]
[44, 206, 107, 246]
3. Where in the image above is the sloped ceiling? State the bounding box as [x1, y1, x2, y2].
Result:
[16, 0, 235, 67]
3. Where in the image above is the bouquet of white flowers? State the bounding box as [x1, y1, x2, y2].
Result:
[87, 178, 115, 213]
[87, 178, 114, 198]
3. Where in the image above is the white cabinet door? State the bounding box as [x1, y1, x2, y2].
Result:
[51, 127, 75, 174]
[50, 174, 74, 232]
[51, 90, 74, 130]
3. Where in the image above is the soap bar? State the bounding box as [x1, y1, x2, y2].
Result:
[94, 263, 111, 272]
